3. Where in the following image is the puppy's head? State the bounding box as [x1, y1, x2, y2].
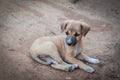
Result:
[61, 20, 90, 46]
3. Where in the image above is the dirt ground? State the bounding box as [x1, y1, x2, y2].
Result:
[0, 0, 120, 80]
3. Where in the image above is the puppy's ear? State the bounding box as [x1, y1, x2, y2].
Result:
[60, 20, 68, 33]
[81, 22, 90, 37]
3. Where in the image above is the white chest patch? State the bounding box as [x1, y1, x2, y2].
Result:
[73, 43, 82, 57]
[73, 48, 79, 57]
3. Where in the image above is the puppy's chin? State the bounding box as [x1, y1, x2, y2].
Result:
[66, 42, 77, 46]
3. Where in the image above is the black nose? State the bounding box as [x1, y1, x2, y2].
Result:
[66, 38, 73, 46]
[66, 37, 76, 46]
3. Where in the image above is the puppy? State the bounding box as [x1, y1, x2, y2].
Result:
[30, 20, 100, 73]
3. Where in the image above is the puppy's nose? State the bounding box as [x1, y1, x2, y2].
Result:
[66, 36, 77, 46]
[67, 38, 73, 46]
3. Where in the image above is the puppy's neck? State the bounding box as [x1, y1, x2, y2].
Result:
[76, 39, 82, 48]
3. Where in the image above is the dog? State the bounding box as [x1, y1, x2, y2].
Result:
[30, 20, 100, 73]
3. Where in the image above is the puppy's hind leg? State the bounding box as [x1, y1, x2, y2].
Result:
[37, 53, 76, 72]
[50, 52, 77, 72]
[39, 55, 56, 64]
[51, 63, 75, 72]
[32, 55, 52, 65]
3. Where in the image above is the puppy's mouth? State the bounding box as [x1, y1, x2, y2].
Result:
[66, 36, 77, 46]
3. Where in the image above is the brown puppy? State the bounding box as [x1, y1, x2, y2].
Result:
[30, 20, 100, 73]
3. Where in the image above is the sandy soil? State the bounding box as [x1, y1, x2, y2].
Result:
[0, 0, 120, 80]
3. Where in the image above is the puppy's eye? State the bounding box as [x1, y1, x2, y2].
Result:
[66, 31, 69, 35]
[74, 32, 80, 36]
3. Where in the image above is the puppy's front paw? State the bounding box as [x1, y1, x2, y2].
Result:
[88, 58, 100, 64]
[86, 66, 94, 73]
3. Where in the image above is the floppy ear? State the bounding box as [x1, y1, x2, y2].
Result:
[60, 20, 68, 33]
[81, 22, 90, 37]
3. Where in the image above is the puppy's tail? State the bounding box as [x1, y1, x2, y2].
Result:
[30, 49, 50, 65]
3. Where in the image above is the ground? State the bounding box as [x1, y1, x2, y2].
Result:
[0, 0, 120, 80]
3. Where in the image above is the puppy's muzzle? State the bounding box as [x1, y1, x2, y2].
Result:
[66, 36, 77, 46]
